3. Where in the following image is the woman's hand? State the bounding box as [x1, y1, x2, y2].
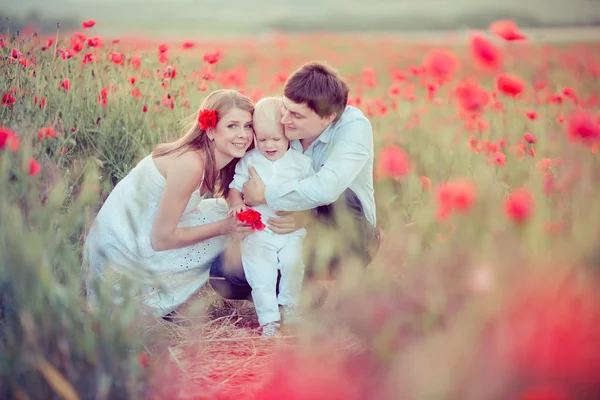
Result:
[220, 215, 254, 240]
[267, 210, 312, 235]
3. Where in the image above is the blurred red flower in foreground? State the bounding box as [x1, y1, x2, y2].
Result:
[515, 385, 572, 400]
[0, 127, 20, 151]
[504, 187, 534, 224]
[469, 34, 502, 71]
[375, 145, 411, 180]
[479, 276, 600, 398]
[254, 350, 364, 400]
[435, 179, 477, 221]
[489, 20, 527, 41]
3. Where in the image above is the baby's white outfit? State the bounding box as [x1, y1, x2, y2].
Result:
[230, 148, 314, 326]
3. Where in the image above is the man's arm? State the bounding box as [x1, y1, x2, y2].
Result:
[265, 119, 372, 211]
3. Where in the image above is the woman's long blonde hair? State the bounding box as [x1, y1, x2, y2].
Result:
[153, 89, 254, 198]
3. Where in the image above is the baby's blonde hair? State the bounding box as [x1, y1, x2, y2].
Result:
[253, 97, 283, 127]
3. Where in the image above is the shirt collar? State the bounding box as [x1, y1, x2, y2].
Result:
[316, 120, 336, 144]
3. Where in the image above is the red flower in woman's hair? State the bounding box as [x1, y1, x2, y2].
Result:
[236, 209, 266, 231]
[198, 109, 218, 130]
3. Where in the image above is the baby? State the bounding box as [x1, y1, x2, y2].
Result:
[228, 97, 314, 338]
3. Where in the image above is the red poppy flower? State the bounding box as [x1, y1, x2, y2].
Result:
[0, 126, 20, 151]
[489, 20, 527, 41]
[236, 209, 266, 231]
[82, 20, 96, 29]
[87, 37, 103, 48]
[182, 41, 195, 49]
[524, 132, 538, 144]
[82, 53, 93, 64]
[130, 57, 141, 70]
[469, 34, 502, 71]
[423, 49, 460, 84]
[1, 93, 15, 106]
[203, 51, 221, 64]
[435, 179, 477, 221]
[455, 81, 490, 115]
[496, 73, 526, 97]
[197, 109, 218, 130]
[566, 109, 600, 146]
[60, 79, 70, 92]
[109, 52, 125, 65]
[504, 187, 534, 224]
[375, 145, 411, 180]
[27, 157, 41, 176]
[38, 127, 57, 140]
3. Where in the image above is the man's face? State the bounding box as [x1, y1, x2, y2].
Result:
[280, 97, 336, 141]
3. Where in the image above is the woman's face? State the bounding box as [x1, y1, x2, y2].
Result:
[208, 107, 254, 159]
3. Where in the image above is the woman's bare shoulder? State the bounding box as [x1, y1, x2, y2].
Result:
[155, 150, 205, 180]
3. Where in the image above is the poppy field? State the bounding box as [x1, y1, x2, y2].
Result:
[1, 20, 600, 399]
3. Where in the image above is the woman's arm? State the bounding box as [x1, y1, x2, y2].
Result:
[150, 152, 230, 251]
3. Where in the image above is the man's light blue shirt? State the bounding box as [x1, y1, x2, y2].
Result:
[264, 106, 376, 227]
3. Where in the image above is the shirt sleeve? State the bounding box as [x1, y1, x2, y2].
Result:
[304, 156, 316, 178]
[265, 119, 372, 211]
[229, 152, 251, 192]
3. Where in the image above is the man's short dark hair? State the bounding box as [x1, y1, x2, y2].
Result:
[284, 61, 349, 122]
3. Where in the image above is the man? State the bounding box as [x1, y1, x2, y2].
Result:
[209, 61, 380, 301]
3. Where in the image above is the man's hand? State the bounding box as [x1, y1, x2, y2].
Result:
[268, 210, 312, 235]
[242, 166, 266, 206]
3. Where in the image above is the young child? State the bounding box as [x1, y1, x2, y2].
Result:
[228, 97, 314, 338]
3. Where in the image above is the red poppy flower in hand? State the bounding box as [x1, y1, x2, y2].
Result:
[236, 209, 266, 231]
[198, 109, 218, 130]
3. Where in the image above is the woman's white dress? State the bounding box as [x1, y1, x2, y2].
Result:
[83, 154, 228, 317]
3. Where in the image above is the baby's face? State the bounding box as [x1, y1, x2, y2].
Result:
[254, 117, 289, 161]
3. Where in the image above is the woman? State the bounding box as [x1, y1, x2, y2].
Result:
[83, 89, 255, 317]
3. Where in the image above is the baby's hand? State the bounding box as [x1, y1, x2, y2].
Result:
[228, 202, 248, 217]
